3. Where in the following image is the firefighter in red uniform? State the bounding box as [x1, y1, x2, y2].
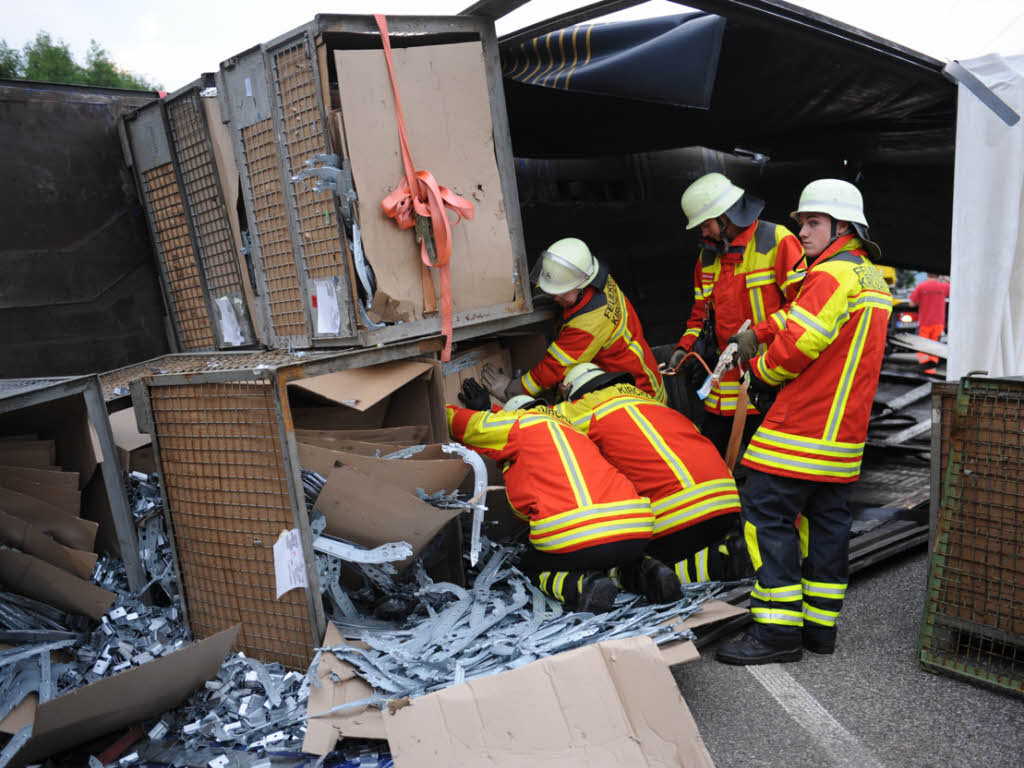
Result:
[669, 173, 806, 457]
[448, 385, 678, 612]
[481, 237, 665, 405]
[715, 179, 892, 665]
[555, 363, 746, 588]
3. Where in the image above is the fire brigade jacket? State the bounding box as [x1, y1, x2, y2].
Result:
[554, 383, 740, 539]
[675, 220, 805, 415]
[521, 263, 666, 404]
[741, 235, 892, 483]
[447, 403, 654, 553]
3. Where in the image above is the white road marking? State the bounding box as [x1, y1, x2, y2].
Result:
[747, 664, 886, 768]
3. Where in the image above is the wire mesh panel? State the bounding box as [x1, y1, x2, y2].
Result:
[271, 39, 353, 339]
[149, 380, 314, 668]
[920, 378, 1024, 696]
[165, 91, 256, 348]
[240, 119, 310, 345]
[141, 163, 217, 350]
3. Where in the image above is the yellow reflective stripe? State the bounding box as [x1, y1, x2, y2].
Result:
[608, 566, 621, 588]
[546, 421, 591, 507]
[530, 499, 651, 533]
[754, 428, 864, 457]
[802, 579, 847, 599]
[789, 303, 840, 340]
[744, 520, 762, 572]
[696, 548, 710, 582]
[750, 607, 804, 626]
[683, 327, 701, 338]
[676, 559, 691, 584]
[548, 341, 576, 367]
[751, 582, 803, 602]
[625, 407, 695, 487]
[849, 293, 893, 313]
[824, 307, 871, 441]
[591, 396, 652, 419]
[481, 412, 517, 428]
[577, 573, 585, 596]
[521, 370, 542, 395]
[532, 519, 653, 551]
[742, 445, 862, 478]
[539, 571, 551, 593]
[755, 354, 795, 386]
[653, 494, 740, 536]
[798, 515, 809, 559]
[781, 270, 804, 290]
[744, 270, 776, 287]
[803, 604, 839, 626]
[770, 309, 787, 329]
[651, 479, 738, 514]
[751, 281, 767, 323]
[552, 571, 568, 601]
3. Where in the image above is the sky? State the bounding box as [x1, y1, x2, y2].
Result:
[4, 0, 1024, 91]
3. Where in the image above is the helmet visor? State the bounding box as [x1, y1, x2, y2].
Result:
[530, 250, 593, 294]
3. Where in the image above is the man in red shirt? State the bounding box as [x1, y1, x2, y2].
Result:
[909, 274, 950, 369]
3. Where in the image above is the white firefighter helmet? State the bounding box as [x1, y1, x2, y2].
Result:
[680, 173, 745, 230]
[562, 362, 605, 399]
[533, 237, 599, 295]
[504, 394, 544, 411]
[790, 179, 868, 226]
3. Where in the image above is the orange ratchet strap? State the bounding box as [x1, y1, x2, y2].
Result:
[374, 14, 474, 361]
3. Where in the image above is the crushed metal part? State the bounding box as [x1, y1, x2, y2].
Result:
[312, 535, 413, 565]
[439, 443, 488, 566]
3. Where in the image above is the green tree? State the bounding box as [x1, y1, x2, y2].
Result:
[0, 31, 158, 90]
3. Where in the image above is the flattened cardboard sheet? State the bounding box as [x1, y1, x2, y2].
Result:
[0, 441, 56, 468]
[0, 487, 97, 552]
[298, 443, 470, 495]
[302, 623, 386, 755]
[0, 466, 80, 514]
[0, 549, 114, 620]
[294, 426, 429, 445]
[0, 465, 78, 489]
[384, 635, 715, 768]
[288, 361, 433, 412]
[314, 465, 460, 570]
[0, 510, 97, 579]
[10, 625, 240, 766]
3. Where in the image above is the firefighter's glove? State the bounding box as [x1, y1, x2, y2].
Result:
[747, 372, 778, 415]
[728, 329, 760, 365]
[458, 378, 492, 411]
[668, 347, 687, 372]
[481, 363, 513, 400]
[682, 355, 709, 391]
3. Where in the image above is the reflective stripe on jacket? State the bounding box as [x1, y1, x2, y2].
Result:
[522, 267, 666, 403]
[741, 235, 892, 483]
[554, 383, 739, 539]
[446, 403, 653, 552]
[676, 219, 805, 415]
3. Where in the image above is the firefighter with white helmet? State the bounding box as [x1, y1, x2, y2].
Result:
[715, 179, 891, 665]
[481, 237, 665, 405]
[670, 172, 807, 458]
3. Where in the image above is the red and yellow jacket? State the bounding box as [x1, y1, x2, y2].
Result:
[522, 265, 666, 404]
[676, 220, 805, 415]
[446, 403, 653, 553]
[741, 235, 892, 483]
[555, 383, 740, 539]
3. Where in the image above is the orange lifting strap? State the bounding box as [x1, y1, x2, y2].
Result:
[375, 14, 475, 361]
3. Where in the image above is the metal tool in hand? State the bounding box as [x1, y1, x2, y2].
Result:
[710, 319, 751, 382]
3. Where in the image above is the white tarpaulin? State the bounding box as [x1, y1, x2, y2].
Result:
[948, 54, 1024, 379]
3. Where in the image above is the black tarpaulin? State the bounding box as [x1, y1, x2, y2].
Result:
[500, 12, 726, 107]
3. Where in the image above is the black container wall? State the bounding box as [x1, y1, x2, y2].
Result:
[0, 80, 170, 377]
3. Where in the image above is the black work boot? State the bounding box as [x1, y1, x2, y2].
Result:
[576, 572, 620, 614]
[715, 633, 802, 665]
[613, 557, 682, 603]
[725, 534, 755, 581]
[803, 627, 836, 654]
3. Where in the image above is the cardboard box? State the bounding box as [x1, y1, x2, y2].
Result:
[384, 635, 715, 768]
[0, 486, 98, 552]
[298, 443, 471, 496]
[0, 510, 97, 579]
[441, 342, 514, 405]
[0, 465, 81, 515]
[108, 405, 156, 476]
[7, 625, 239, 767]
[0, 549, 114, 620]
[0, 394, 99, 490]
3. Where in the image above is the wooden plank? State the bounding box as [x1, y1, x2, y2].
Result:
[888, 333, 948, 359]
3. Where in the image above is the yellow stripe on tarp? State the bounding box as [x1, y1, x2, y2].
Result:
[550, 29, 569, 88]
[563, 24, 594, 89]
[529, 32, 556, 85]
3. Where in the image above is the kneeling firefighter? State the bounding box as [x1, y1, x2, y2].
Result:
[448, 381, 679, 611]
[555, 363, 748, 586]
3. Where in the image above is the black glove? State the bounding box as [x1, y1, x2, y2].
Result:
[728, 329, 760, 365]
[668, 347, 687, 371]
[458, 378, 492, 410]
[747, 372, 778, 415]
[683, 355, 709, 392]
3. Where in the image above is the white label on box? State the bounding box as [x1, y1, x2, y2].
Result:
[314, 278, 341, 335]
[244, 77, 252, 97]
[273, 529, 308, 599]
[215, 296, 245, 347]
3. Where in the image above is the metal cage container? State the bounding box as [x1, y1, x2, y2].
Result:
[920, 375, 1024, 696]
[217, 13, 536, 351]
[130, 339, 445, 669]
[0, 376, 145, 593]
[121, 75, 258, 352]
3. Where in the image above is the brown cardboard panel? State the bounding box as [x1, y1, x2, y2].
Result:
[288, 361, 433, 411]
[442, 342, 513, 405]
[0, 693, 36, 735]
[335, 42, 516, 320]
[80, 470, 120, 559]
[0, 467, 80, 514]
[678, 599, 748, 631]
[299, 439, 418, 458]
[11, 625, 240, 766]
[0, 434, 38, 441]
[302, 623, 386, 755]
[0, 487, 97, 551]
[0, 394, 99, 489]
[295, 425, 428, 445]
[0, 442, 56, 468]
[315, 465, 460, 569]
[0, 549, 114, 620]
[108, 405, 152, 454]
[0, 465, 79, 490]
[298, 443, 470, 495]
[0, 510, 97, 579]
[291, 401, 390, 430]
[384, 635, 715, 768]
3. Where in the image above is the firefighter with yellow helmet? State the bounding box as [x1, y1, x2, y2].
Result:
[670, 173, 806, 457]
[481, 237, 665, 405]
[715, 179, 891, 665]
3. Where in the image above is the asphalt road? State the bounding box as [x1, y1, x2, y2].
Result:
[673, 549, 1023, 768]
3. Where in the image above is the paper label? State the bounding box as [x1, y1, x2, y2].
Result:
[215, 296, 244, 347]
[314, 279, 342, 335]
[697, 374, 713, 401]
[244, 77, 253, 97]
[273, 529, 308, 599]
